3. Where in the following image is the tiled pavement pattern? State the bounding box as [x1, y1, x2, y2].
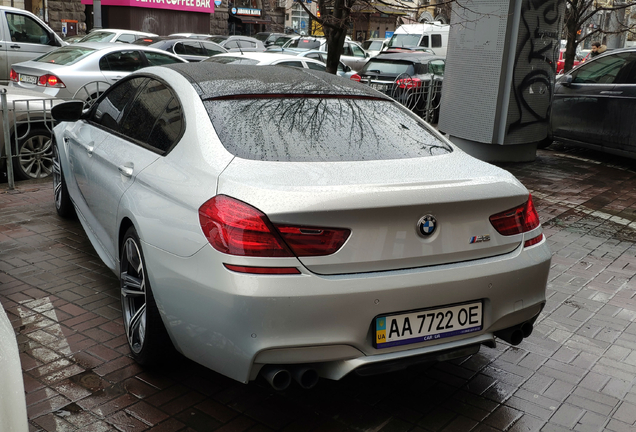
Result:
[1, 143, 636, 432]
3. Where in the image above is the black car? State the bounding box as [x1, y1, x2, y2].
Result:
[132, 37, 227, 62]
[354, 51, 445, 122]
[549, 48, 636, 158]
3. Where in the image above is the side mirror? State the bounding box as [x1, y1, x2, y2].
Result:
[365, 52, 370, 58]
[561, 74, 573, 87]
[51, 100, 85, 122]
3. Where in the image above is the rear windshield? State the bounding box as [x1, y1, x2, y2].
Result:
[80, 31, 115, 43]
[36, 46, 95, 65]
[362, 60, 415, 76]
[205, 97, 451, 161]
[204, 56, 259, 65]
[286, 38, 322, 49]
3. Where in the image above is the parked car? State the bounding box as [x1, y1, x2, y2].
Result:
[78, 29, 158, 44]
[0, 6, 66, 85]
[353, 51, 445, 122]
[204, 52, 330, 72]
[258, 32, 292, 47]
[0, 304, 28, 431]
[206, 35, 266, 52]
[50, 62, 549, 389]
[549, 47, 636, 159]
[9, 42, 186, 103]
[295, 50, 356, 78]
[132, 37, 227, 62]
[362, 38, 387, 56]
[556, 48, 581, 74]
[0, 85, 61, 180]
[276, 36, 370, 71]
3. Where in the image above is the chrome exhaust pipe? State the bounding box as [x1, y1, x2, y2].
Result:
[260, 365, 292, 391]
[291, 366, 319, 389]
[494, 326, 524, 346]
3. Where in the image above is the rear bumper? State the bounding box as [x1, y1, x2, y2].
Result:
[143, 238, 550, 383]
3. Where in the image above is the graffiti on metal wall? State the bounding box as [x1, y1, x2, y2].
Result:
[506, 0, 564, 142]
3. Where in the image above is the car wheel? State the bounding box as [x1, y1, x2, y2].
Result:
[120, 227, 172, 365]
[537, 136, 553, 149]
[52, 141, 74, 218]
[12, 127, 53, 180]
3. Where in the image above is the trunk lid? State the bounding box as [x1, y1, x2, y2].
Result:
[217, 152, 529, 275]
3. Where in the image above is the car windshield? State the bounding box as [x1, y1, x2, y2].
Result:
[363, 40, 383, 51]
[362, 60, 415, 75]
[204, 56, 260, 65]
[35, 46, 95, 65]
[274, 36, 291, 46]
[388, 34, 421, 48]
[205, 97, 451, 161]
[80, 31, 116, 43]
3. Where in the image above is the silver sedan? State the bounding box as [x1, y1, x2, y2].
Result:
[51, 63, 550, 390]
[9, 42, 186, 104]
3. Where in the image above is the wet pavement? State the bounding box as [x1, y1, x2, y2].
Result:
[1, 142, 636, 432]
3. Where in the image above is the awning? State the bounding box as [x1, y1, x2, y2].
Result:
[233, 16, 272, 24]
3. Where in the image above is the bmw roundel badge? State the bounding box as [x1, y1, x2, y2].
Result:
[417, 215, 437, 237]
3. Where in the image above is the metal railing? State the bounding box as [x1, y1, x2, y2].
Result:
[359, 73, 443, 123]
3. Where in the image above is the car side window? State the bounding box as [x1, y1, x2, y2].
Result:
[6, 12, 50, 45]
[225, 40, 239, 49]
[180, 41, 205, 56]
[420, 35, 429, 47]
[100, 50, 144, 72]
[614, 53, 636, 84]
[143, 51, 183, 66]
[571, 53, 630, 84]
[431, 34, 442, 48]
[239, 40, 256, 49]
[306, 53, 321, 61]
[117, 34, 136, 44]
[92, 77, 148, 132]
[202, 42, 225, 56]
[342, 43, 353, 56]
[118, 79, 180, 152]
[306, 62, 326, 71]
[350, 44, 365, 57]
[147, 96, 184, 153]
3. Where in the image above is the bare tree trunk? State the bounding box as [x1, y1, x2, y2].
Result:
[563, 8, 579, 73]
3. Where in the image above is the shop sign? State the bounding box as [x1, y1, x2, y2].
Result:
[80, 0, 214, 13]
[231, 7, 261, 16]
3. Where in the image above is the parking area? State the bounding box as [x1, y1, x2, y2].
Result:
[1, 143, 636, 432]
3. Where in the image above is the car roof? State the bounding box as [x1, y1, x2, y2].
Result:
[88, 29, 157, 36]
[164, 62, 392, 100]
[212, 52, 318, 62]
[370, 52, 443, 63]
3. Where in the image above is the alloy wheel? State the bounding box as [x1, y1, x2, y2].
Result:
[121, 238, 148, 354]
[17, 134, 53, 179]
[52, 145, 62, 209]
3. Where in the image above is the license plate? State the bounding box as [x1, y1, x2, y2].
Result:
[375, 301, 482, 349]
[19, 74, 37, 84]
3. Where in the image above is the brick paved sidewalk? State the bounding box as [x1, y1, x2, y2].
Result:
[1, 144, 636, 432]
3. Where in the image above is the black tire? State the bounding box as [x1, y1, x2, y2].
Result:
[12, 127, 53, 180]
[52, 142, 75, 218]
[537, 136, 554, 149]
[120, 227, 173, 365]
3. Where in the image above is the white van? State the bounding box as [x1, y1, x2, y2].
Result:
[387, 22, 450, 57]
[0, 6, 65, 84]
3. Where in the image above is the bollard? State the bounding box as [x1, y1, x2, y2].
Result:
[1, 89, 15, 190]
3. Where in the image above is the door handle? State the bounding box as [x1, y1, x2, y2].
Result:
[600, 91, 623, 95]
[87, 146, 93, 156]
[118, 164, 133, 177]
[9, 45, 20, 49]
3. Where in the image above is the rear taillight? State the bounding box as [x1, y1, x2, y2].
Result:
[396, 77, 423, 89]
[9, 69, 18, 82]
[274, 225, 350, 257]
[350, 73, 361, 82]
[199, 195, 293, 257]
[37, 74, 65, 88]
[198, 195, 350, 258]
[489, 194, 541, 237]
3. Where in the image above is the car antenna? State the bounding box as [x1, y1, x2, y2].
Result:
[238, 43, 244, 55]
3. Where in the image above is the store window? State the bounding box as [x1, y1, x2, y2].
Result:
[291, 3, 310, 35]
